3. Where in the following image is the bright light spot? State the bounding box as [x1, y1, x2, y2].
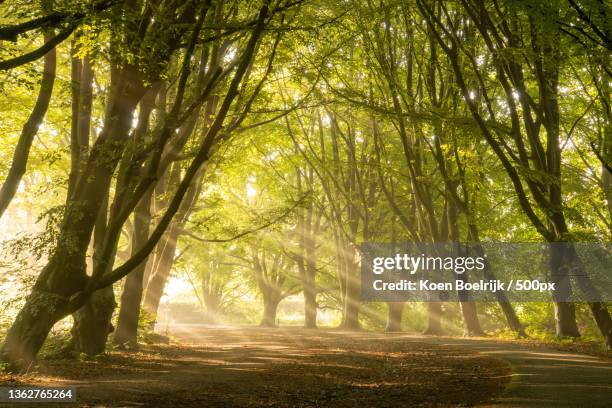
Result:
[163, 276, 191, 298]
[247, 184, 257, 198]
[224, 48, 237, 64]
[246, 176, 257, 198]
[322, 114, 331, 127]
[469, 90, 476, 100]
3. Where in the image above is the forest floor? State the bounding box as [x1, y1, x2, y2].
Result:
[0, 327, 512, 408]
[407, 334, 612, 407]
[1, 326, 610, 407]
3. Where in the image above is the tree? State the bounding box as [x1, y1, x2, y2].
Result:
[0, 0, 291, 371]
[417, 0, 611, 345]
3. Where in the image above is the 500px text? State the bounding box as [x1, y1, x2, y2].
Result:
[373, 279, 556, 292]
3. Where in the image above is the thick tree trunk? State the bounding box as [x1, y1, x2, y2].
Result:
[550, 243, 581, 337]
[113, 273, 145, 349]
[385, 302, 404, 332]
[553, 302, 580, 337]
[260, 297, 280, 327]
[423, 302, 444, 335]
[456, 272, 484, 337]
[588, 302, 612, 350]
[459, 301, 484, 337]
[71, 286, 116, 356]
[341, 275, 360, 330]
[0, 290, 67, 372]
[114, 189, 153, 349]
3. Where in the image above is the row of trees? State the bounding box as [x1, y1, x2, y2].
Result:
[0, 0, 609, 372]
[0, 0, 308, 370]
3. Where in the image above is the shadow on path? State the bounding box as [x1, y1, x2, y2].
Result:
[401, 335, 611, 407]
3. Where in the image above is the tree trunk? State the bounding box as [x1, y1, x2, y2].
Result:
[70, 192, 114, 358]
[553, 302, 579, 337]
[459, 301, 484, 337]
[303, 278, 317, 329]
[69, 68, 153, 355]
[549, 243, 580, 337]
[448, 203, 484, 337]
[564, 243, 612, 348]
[549, 243, 581, 337]
[467, 227, 526, 336]
[303, 237, 317, 329]
[203, 293, 221, 324]
[588, 302, 612, 350]
[338, 243, 360, 330]
[0, 32, 56, 219]
[456, 273, 485, 337]
[68, 76, 106, 357]
[113, 188, 153, 349]
[603, 122, 612, 225]
[423, 302, 444, 335]
[341, 274, 360, 330]
[143, 224, 179, 317]
[260, 296, 280, 328]
[0, 290, 67, 372]
[71, 286, 116, 356]
[385, 302, 404, 332]
[498, 301, 526, 337]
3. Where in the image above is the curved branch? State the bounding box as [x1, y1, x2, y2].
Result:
[591, 141, 612, 174]
[0, 33, 56, 218]
[180, 197, 306, 243]
[0, 25, 76, 71]
[0, 0, 119, 41]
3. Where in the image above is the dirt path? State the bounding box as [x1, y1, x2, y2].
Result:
[3, 326, 608, 407]
[402, 335, 612, 407]
[1, 327, 510, 407]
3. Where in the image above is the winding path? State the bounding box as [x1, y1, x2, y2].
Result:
[10, 326, 609, 407]
[401, 335, 612, 407]
[165, 325, 611, 407]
